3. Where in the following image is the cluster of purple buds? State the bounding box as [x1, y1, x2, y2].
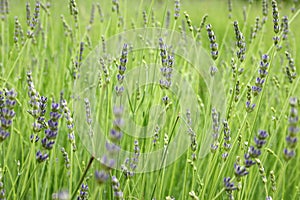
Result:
[26, 2, 31, 26]
[262, 0, 268, 23]
[223, 177, 236, 199]
[44, 102, 61, 147]
[14, 16, 25, 46]
[32, 1, 40, 29]
[61, 98, 77, 151]
[112, 0, 120, 14]
[272, 0, 281, 47]
[246, 85, 256, 113]
[97, 106, 124, 172]
[186, 109, 197, 160]
[0, 0, 8, 20]
[0, 184, 4, 199]
[228, 0, 232, 19]
[281, 16, 289, 40]
[206, 24, 218, 60]
[222, 120, 231, 160]
[233, 21, 246, 62]
[224, 130, 268, 194]
[184, 12, 193, 32]
[153, 125, 160, 146]
[37, 101, 61, 163]
[250, 17, 260, 42]
[285, 51, 297, 83]
[95, 45, 127, 190]
[95, 170, 109, 185]
[115, 44, 128, 96]
[284, 97, 299, 161]
[0, 168, 5, 200]
[159, 38, 174, 90]
[112, 176, 124, 200]
[27, 72, 41, 117]
[27, 1, 40, 38]
[27, 72, 48, 142]
[210, 108, 220, 153]
[252, 54, 269, 97]
[272, 0, 280, 34]
[244, 130, 268, 168]
[77, 183, 88, 200]
[121, 140, 140, 178]
[73, 42, 85, 79]
[0, 89, 17, 143]
[61, 147, 70, 169]
[174, 0, 180, 20]
[69, 0, 79, 28]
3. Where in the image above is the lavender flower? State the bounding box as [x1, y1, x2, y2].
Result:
[36, 150, 49, 163]
[196, 14, 208, 42]
[234, 163, 249, 179]
[184, 11, 193, 32]
[112, 0, 120, 14]
[61, 98, 77, 151]
[41, 102, 61, 149]
[27, 72, 49, 142]
[0, 187, 5, 199]
[114, 44, 128, 96]
[233, 21, 246, 62]
[153, 125, 160, 146]
[228, 0, 232, 19]
[252, 54, 269, 97]
[36, 101, 61, 163]
[121, 140, 140, 178]
[142, 10, 148, 28]
[95, 170, 109, 185]
[262, 0, 268, 23]
[26, 2, 31, 26]
[222, 120, 231, 160]
[246, 85, 256, 112]
[210, 108, 220, 153]
[281, 16, 289, 40]
[96, 44, 128, 185]
[84, 98, 92, 126]
[272, 0, 280, 34]
[270, 170, 276, 192]
[118, 44, 128, 76]
[250, 17, 260, 42]
[0, 89, 17, 143]
[159, 38, 174, 90]
[77, 184, 88, 200]
[284, 97, 299, 161]
[111, 176, 124, 200]
[223, 177, 236, 199]
[96, 3, 104, 23]
[206, 24, 219, 60]
[174, 0, 180, 20]
[0, 173, 5, 200]
[285, 51, 297, 83]
[225, 130, 269, 193]
[187, 109, 197, 160]
[61, 147, 70, 169]
[69, 0, 79, 28]
[52, 190, 69, 200]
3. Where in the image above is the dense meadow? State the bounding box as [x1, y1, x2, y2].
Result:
[0, 0, 300, 199]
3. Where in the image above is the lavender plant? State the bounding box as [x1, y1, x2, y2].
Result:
[1, 1, 300, 200]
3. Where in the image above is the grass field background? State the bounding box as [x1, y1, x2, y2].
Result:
[1, 0, 300, 199]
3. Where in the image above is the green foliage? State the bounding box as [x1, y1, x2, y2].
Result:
[0, 0, 300, 199]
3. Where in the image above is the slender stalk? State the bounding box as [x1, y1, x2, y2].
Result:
[70, 155, 95, 200]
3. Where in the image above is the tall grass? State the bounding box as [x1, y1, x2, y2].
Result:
[0, 0, 300, 199]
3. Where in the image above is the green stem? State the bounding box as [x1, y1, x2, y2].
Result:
[70, 155, 95, 200]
